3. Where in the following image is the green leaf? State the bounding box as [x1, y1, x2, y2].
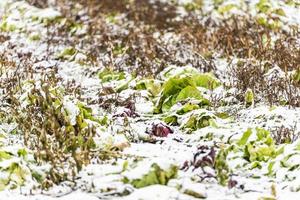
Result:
[98, 68, 126, 82]
[57, 47, 77, 60]
[32, 171, 44, 183]
[181, 112, 215, 132]
[176, 102, 200, 115]
[128, 163, 178, 188]
[155, 76, 195, 113]
[191, 73, 221, 89]
[245, 88, 254, 107]
[237, 128, 252, 146]
[215, 148, 230, 186]
[293, 69, 300, 84]
[136, 79, 162, 97]
[0, 151, 11, 161]
[17, 149, 27, 158]
[267, 161, 275, 176]
[256, 0, 272, 13]
[163, 115, 178, 125]
[218, 4, 237, 14]
[274, 8, 286, 16]
[175, 86, 203, 102]
[163, 76, 196, 97]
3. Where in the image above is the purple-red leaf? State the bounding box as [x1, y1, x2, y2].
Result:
[148, 123, 173, 137]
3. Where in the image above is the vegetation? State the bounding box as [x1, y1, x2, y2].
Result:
[0, 0, 300, 199]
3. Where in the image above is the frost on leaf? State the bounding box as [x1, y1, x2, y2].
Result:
[123, 162, 178, 188]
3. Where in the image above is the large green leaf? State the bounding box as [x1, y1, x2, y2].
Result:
[175, 86, 203, 102]
[154, 76, 196, 113]
[124, 163, 178, 188]
[191, 73, 221, 89]
[237, 128, 252, 146]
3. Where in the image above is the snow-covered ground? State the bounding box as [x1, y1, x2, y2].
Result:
[0, 0, 300, 199]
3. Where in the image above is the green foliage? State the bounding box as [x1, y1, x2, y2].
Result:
[0, 151, 11, 161]
[293, 69, 300, 85]
[218, 4, 237, 15]
[57, 47, 77, 60]
[183, 0, 203, 11]
[29, 33, 41, 41]
[98, 68, 126, 83]
[136, 79, 162, 97]
[176, 102, 200, 115]
[124, 163, 178, 188]
[256, 0, 272, 14]
[0, 146, 42, 191]
[163, 115, 178, 125]
[154, 76, 196, 113]
[113, 44, 127, 55]
[192, 73, 221, 89]
[0, 17, 17, 32]
[239, 128, 278, 162]
[237, 128, 252, 146]
[98, 68, 135, 93]
[245, 88, 254, 107]
[154, 71, 215, 113]
[215, 147, 230, 186]
[255, 0, 285, 30]
[180, 111, 216, 132]
[175, 86, 203, 102]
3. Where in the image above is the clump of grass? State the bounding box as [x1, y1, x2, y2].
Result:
[271, 124, 299, 145]
[26, 0, 49, 8]
[9, 72, 97, 186]
[229, 59, 300, 107]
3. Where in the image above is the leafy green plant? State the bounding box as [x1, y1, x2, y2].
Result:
[98, 68, 126, 82]
[183, 0, 203, 12]
[135, 79, 162, 97]
[218, 4, 237, 15]
[245, 88, 254, 107]
[0, 17, 18, 32]
[293, 69, 300, 85]
[0, 145, 45, 191]
[123, 163, 178, 188]
[180, 111, 216, 132]
[154, 70, 218, 113]
[215, 147, 230, 186]
[238, 128, 280, 163]
[56, 47, 77, 60]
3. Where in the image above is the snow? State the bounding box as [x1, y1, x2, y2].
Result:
[63, 98, 80, 126]
[120, 185, 197, 200]
[0, 0, 300, 199]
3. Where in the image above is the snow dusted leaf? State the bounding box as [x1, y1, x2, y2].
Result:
[124, 162, 178, 188]
[135, 79, 162, 97]
[0, 151, 12, 160]
[191, 73, 221, 89]
[245, 88, 254, 107]
[176, 102, 200, 115]
[218, 4, 237, 15]
[175, 86, 204, 102]
[215, 147, 230, 186]
[237, 128, 252, 146]
[98, 68, 126, 82]
[154, 74, 212, 113]
[56, 47, 77, 60]
[180, 111, 216, 132]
